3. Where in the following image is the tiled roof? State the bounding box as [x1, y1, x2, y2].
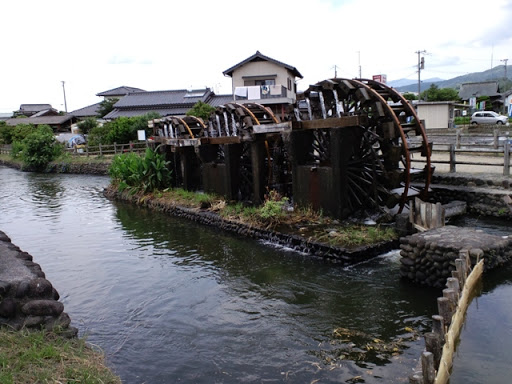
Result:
[70, 102, 102, 118]
[19, 104, 52, 112]
[6, 115, 76, 126]
[103, 107, 190, 119]
[223, 51, 303, 79]
[458, 82, 500, 100]
[208, 94, 235, 107]
[31, 108, 59, 117]
[96, 86, 145, 97]
[114, 89, 213, 108]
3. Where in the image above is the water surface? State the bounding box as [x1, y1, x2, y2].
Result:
[0, 166, 509, 383]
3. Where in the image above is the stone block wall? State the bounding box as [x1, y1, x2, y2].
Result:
[399, 226, 512, 288]
[0, 231, 77, 336]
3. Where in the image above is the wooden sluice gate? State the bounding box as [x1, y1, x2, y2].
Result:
[148, 77, 434, 219]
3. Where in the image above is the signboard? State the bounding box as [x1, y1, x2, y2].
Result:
[137, 130, 146, 141]
[372, 74, 387, 84]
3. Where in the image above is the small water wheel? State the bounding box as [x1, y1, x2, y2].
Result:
[295, 78, 432, 214]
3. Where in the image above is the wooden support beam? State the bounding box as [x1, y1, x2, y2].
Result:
[201, 137, 241, 145]
[291, 115, 368, 130]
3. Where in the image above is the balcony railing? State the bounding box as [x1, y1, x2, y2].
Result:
[234, 85, 287, 101]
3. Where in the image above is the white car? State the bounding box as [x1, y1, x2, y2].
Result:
[470, 111, 509, 125]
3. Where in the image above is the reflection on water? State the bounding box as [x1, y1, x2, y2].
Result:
[0, 166, 510, 383]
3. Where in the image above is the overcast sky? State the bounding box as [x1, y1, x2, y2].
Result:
[1, 0, 511, 113]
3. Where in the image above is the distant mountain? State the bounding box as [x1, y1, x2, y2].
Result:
[388, 77, 444, 88]
[391, 65, 511, 93]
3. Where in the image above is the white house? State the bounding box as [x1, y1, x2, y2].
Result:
[222, 51, 303, 119]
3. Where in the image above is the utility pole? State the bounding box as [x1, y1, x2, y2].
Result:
[357, 51, 362, 78]
[501, 59, 509, 78]
[61, 81, 68, 113]
[416, 50, 426, 101]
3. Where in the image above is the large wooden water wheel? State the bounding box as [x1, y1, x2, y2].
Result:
[296, 78, 432, 214]
[206, 102, 292, 202]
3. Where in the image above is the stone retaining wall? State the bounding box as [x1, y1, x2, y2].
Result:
[0, 159, 109, 175]
[430, 174, 512, 219]
[430, 187, 512, 219]
[0, 231, 76, 336]
[105, 187, 398, 265]
[399, 226, 512, 288]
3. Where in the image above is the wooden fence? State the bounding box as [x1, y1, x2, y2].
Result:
[409, 251, 484, 384]
[65, 141, 149, 157]
[411, 130, 512, 176]
[0, 142, 149, 157]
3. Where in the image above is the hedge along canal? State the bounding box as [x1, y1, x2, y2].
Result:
[0, 165, 444, 383]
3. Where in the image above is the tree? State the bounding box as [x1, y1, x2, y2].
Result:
[96, 98, 119, 118]
[420, 84, 460, 102]
[187, 101, 215, 121]
[402, 92, 417, 101]
[77, 117, 98, 135]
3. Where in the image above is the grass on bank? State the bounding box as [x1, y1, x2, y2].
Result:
[148, 187, 398, 248]
[0, 153, 112, 167]
[0, 329, 121, 384]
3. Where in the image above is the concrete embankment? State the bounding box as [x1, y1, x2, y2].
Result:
[0, 231, 76, 336]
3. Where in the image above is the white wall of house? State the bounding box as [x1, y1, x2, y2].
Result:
[417, 103, 453, 129]
[231, 61, 296, 100]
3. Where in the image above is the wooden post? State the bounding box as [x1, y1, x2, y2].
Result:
[424, 332, 442, 369]
[99, 143, 103, 157]
[451, 270, 460, 285]
[455, 259, 466, 286]
[432, 314, 445, 343]
[437, 297, 453, 327]
[129, 141, 133, 152]
[86, 144, 89, 158]
[443, 288, 458, 312]
[446, 277, 460, 295]
[422, 351, 436, 384]
[504, 139, 510, 176]
[449, 144, 456, 173]
[493, 129, 499, 149]
[114, 142, 117, 154]
[455, 129, 461, 149]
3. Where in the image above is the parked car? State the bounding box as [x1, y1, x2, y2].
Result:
[470, 111, 509, 125]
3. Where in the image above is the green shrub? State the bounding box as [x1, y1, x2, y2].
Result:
[109, 148, 171, 193]
[88, 113, 160, 146]
[11, 124, 34, 142]
[0, 122, 12, 144]
[10, 141, 24, 159]
[77, 117, 98, 135]
[20, 125, 59, 170]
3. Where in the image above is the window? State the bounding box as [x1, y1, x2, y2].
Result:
[255, 79, 275, 86]
[287, 78, 292, 91]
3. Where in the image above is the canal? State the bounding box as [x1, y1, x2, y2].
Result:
[0, 165, 510, 383]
